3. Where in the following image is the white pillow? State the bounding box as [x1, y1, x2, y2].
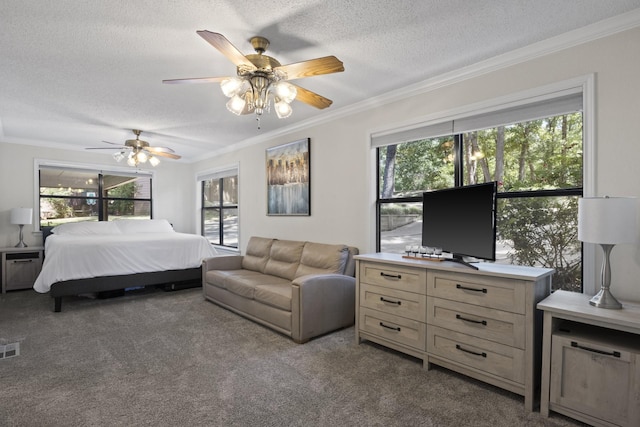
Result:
[114, 219, 174, 234]
[51, 221, 122, 236]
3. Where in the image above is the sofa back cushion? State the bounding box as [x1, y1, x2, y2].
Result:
[294, 242, 349, 278]
[264, 240, 305, 280]
[242, 237, 275, 273]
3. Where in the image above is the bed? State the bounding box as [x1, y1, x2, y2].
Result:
[34, 219, 218, 312]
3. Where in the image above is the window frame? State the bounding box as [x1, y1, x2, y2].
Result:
[34, 159, 155, 230]
[371, 75, 596, 293]
[197, 165, 239, 250]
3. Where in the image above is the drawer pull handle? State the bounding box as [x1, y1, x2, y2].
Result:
[456, 344, 487, 358]
[13, 259, 34, 264]
[571, 341, 621, 358]
[380, 272, 402, 280]
[456, 284, 487, 293]
[379, 322, 401, 332]
[380, 297, 401, 306]
[455, 314, 487, 326]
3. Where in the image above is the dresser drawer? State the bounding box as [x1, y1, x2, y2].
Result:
[427, 272, 525, 314]
[427, 297, 525, 348]
[359, 262, 426, 294]
[359, 307, 426, 351]
[360, 283, 426, 322]
[427, 325, 525, 384]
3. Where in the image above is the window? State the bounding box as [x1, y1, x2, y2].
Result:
[375, 91, 584, 292]
[39, 166, 152, 227]
[200, 167, 238, 248]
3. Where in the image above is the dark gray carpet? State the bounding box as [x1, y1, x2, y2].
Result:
[0, 287, 584, 427]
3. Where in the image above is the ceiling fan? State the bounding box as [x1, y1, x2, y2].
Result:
[86, 129, 181, 167]
[163, 31, 344, 122]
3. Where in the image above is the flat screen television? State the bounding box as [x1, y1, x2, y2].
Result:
[421, 182, 497, 269]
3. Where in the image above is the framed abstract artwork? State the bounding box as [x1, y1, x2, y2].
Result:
[266, 138, 310, 216]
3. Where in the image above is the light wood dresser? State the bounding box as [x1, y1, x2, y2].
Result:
[355, 253, 553, 411]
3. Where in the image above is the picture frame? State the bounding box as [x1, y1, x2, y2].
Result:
[266, 138, 310, 216]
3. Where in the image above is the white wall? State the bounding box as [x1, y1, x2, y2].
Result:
[2, 25, 639, 302]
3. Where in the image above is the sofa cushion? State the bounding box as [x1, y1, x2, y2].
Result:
[294, 242, 349, 278]
[223, 270, 263, 299]
[242, 237, 274, 273]
[204, 270, 231, 289]
[254, 282, 293, 311]
[224, 271, 291, 300]
[264, 240, 305, 280]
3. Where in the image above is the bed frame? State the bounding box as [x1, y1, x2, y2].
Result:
[41, 227, 202, 312]
[49, 268, 201, 312]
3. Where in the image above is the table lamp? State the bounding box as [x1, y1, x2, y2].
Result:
[10, 207, 33, 248]
[578, 196, 638, 309]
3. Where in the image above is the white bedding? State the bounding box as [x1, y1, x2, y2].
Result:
[34, 230, 218, 293]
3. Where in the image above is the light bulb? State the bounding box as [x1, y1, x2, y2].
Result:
[226, 95, 246, 115]
[127, 156, 137, 167]
[220, 77, 244, 98]
[113, 152, 125, 162]
[148, 156, 160, 167]
[275, 100, 292, 119]
[136, 151, 148, 163]
[273, 82, 297, 103]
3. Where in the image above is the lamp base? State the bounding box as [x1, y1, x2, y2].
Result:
[589, 288, 622, 309]
[14, 224, 28, 248]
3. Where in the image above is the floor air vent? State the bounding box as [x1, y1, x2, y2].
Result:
[0, 342, 20, 359]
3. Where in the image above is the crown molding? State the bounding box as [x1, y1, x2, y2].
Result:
[357, 8, 640, 110]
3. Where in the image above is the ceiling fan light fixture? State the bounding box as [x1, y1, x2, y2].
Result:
[220, 77, 244, 97]
[113, 151, 126, 162]
[273, 81, 297, 104]
[274, 100, 293, 119]
[136, 150, 148, 163]
[148, 156, 160, 167]
[226, 94, 246, 115]
[127, 155, 137, 167]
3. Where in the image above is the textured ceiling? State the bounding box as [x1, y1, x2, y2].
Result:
[1, 1, 639, 163]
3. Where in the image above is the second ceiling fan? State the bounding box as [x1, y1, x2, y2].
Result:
[86, 130, 181, 167]
[163, 31, 344, 121]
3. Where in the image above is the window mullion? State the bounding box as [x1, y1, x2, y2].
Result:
[219, 178, 224, 245]
[98, 173, 105, 221]
[454, 134, 463, 187]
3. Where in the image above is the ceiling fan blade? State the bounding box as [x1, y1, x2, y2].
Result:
[275, 56, 344, 80]
[148, 150, 181, 160]
[86, 140, 127, 150]
[163, 76, 228, 84]
[146, 146, 175, 154]
[291, 84, 333, 109]
[196, 30, 257, 71]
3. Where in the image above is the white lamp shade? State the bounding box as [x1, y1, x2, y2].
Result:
[10, 208, 33, 225]
[578, 197, 638, 244]
[226, 95, 246, 115]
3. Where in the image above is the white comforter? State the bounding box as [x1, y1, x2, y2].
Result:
[34, 232, 218, 293]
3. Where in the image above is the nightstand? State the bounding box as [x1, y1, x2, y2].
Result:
[538, 290, 640, 426]
[1, 246, 44, 293]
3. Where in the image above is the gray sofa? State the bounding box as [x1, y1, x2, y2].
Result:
[202, 236, 359, 343]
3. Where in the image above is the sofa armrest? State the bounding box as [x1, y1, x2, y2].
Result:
[291, 274, 356, 343]
[202, 255, 244, 271]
